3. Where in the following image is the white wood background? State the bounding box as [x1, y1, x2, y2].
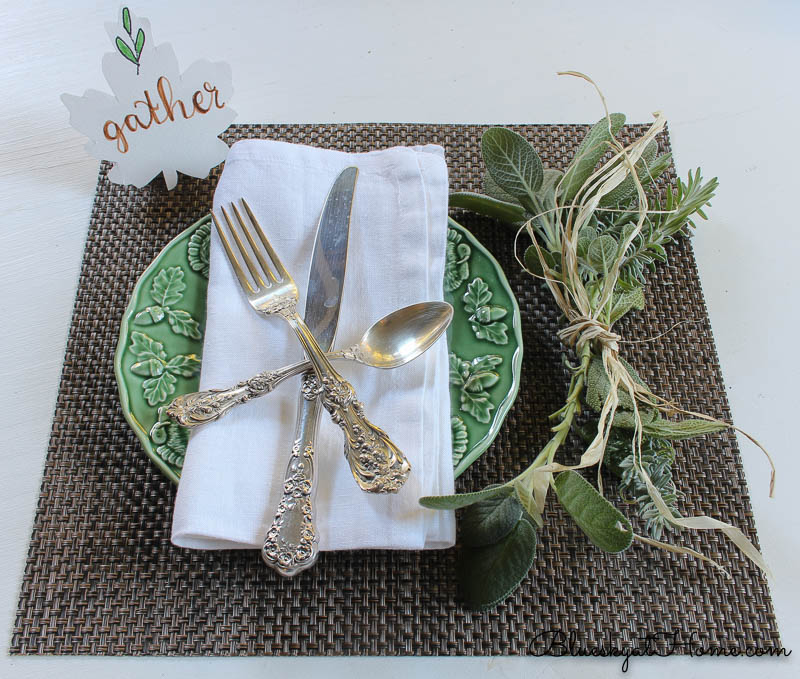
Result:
[1, 1, 797, 676]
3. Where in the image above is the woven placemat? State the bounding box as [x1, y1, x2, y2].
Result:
[11, 123, 780, 655]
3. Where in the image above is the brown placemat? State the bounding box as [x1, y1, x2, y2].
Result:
[11, 123, 780, 655]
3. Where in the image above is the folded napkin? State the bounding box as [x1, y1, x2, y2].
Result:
[171, 139, 456, 551]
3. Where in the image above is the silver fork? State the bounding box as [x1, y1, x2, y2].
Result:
[212, 199, 412, 494]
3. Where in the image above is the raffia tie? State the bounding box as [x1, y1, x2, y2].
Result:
[557, 315, 621, 353]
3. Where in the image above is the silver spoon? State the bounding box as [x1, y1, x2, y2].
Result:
[162, 301, 453, 429]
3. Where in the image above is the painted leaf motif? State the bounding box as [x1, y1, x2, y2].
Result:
[449, 352, 468, 387]
[115, 37, 137, 65]
[470, 319, 509, 345]
[155, 421, 188, 468]
[142, 371, 177, 406]
[464, 371, 500, 392]
[473, 305, 507, 324]
[443, 229, 471, 292]
[133, 305, 165, 325]
[165, 354, 201, 377]
[130, 331, 167, 361]
[187, 223, 211, 277]
[122, 7, 131, 33]
[469, 354, 503, 373]
[451, 416, 469, 466]
[151, 267, 186, 307]
[166, 309, 202, 339]
[461, 390, 495, 423]
[134, 28, 145, 57]
[463, 278, 492, 314]
[130, 357, 165, 377]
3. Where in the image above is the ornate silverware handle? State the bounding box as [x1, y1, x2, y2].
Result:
[262, 373, 321, 576]
[165, 349, 352, 428]
[287, 312, 411, 494]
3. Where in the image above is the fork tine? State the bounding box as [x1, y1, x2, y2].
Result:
[221, 205, 268, 288]
[241, 198, 289, 282]
[212, 211, 255, 293]
[232, 202, 279, 284]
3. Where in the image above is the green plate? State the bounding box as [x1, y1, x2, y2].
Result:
[114, 215, 522, 483]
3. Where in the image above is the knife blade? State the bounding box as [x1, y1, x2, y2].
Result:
[261, 167, 358, 576]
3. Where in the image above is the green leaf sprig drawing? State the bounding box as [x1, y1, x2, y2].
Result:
[423, 72, 776, 610]
[116, 7, 146, 75]
[133, 266, 202, 339]
[129, 331, 200, 406]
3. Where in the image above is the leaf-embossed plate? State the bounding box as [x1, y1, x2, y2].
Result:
[115, 215, 522, 483]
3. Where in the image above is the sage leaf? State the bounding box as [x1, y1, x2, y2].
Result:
[130, 331, 167, 361]
[538, 168, 563, 199]
[165, 309, 202, 339]
[130, 358, 164, 377]
[143, 371, 177, 406]
[458, 519, 537, 611]
[449, 192, 526, 223]
[587, 234, 619, 273]
[419, 484, 509, 510]
[134, 28, 145, 57]
[612, 408, 657, 429]
[554, 470, 633, 553]
[151, 267, 186, 307]
[115, 37, 137, 65]
[165, 354, 201, 378]
[561, 113, 626, 203]
[481, 127, 543, 202]
[598, 141, 659, 207]
[483, 172, 520, 204]
[122, 7, 132, 34]
[609, 286, 645, 323]
[586, 355, 649, 412]
[461, 486, 523, 547]
[524, 245, 555, 277]
[643, 417, 727, 440]
[133, 305, 165, 325]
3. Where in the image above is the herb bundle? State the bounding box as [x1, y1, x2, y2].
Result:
[421, 73, 774, 611]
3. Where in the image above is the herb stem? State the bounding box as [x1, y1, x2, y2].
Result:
[516, 343, 592, 484]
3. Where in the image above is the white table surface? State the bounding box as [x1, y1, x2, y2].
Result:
[1, 1, 798, 676]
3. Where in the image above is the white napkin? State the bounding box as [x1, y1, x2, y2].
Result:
[171, 139, 456, 551]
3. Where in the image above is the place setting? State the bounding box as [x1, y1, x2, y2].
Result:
[11, 5, 782, 659]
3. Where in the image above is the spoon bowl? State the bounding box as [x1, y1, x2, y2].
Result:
[356, 301, 453, 368]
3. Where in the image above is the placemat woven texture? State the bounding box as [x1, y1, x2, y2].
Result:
[11, 123, 780, 655]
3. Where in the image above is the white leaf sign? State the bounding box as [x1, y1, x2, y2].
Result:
[62, 7, 236, 190]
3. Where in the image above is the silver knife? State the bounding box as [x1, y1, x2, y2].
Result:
[261, 167, 358, 576]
